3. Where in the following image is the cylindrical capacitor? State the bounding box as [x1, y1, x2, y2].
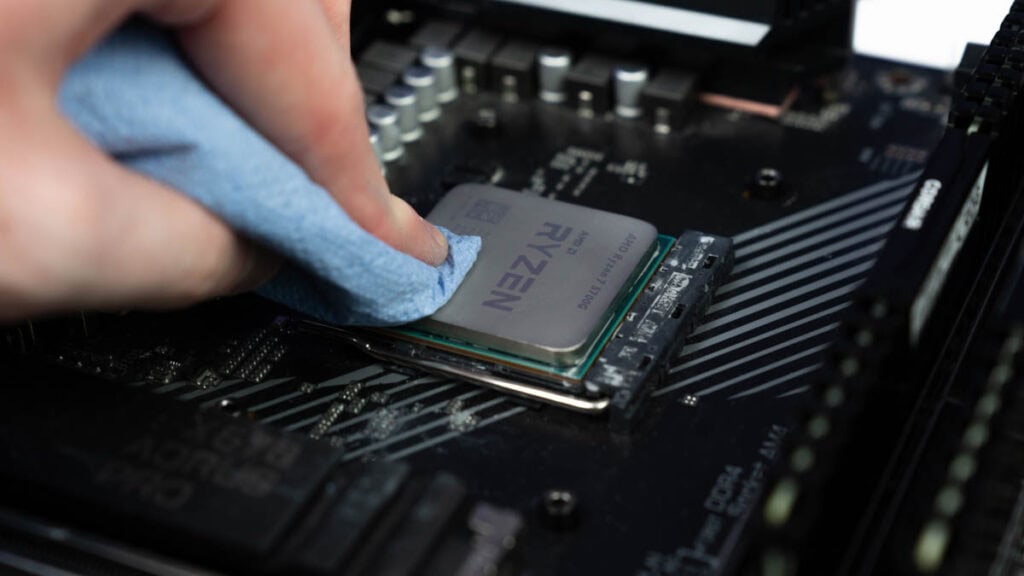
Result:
[537, 48, 572, 104]
[420, 45, 459, 104]
[384, 84, 424, 142]
[614, 64, 649, 118]
[402, 65, 441, 123]
[366, 104, 405, 162]
[368, 125, 386, 175]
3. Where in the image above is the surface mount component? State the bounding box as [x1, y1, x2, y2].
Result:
[360, 40, 419, 74]
[451, 29, 503, 94]
[642, 69, 698, 132]
[491, 39, 539, 101]
[565, 55, 615, 116]
[356, 64, 397, 98]
[408, 18, 465, 49]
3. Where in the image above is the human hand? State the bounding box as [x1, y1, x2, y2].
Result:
[0, 0, 448, 322]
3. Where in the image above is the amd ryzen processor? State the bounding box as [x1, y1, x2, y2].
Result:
[417, 184, 659, 366]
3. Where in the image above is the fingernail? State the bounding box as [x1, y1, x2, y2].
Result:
[426, 220, 449, 265]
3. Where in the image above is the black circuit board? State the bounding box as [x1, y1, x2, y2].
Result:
[3, 43, 954, 575]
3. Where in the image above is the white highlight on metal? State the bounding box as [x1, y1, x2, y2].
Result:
[195, 363, 382, 404]
[732, 172, 921, 244]
[497, 0, 770, 46]
[676, 308, 844, 367]
[343, 396, 508, 461]
[667, 324, 836, 388]
[275, 381, 456, 431]
[735, 185, 913, 258]
[260, 392, 348, 426]
[0, 552, 95, 576]
[718, 240, 885, 296]
[387, 406, 527, 461]
[251, 373, 411, 417]
[663, 344, 829, 398]
[674, 318, 833, 378]
[246, 374, 394, 421]
[776, 385, 811, 399]
[710, 250, 879, 312]
[341, 390, 486, 443]
[701, 261, 874, 330]
[655, 176, 922, 400]
[321, 381, 460, 434]
[729, 364, 821, 400]
[692, 284, 856, 344]
[731, 212, 901, 275]
[189, 377, 282, 404]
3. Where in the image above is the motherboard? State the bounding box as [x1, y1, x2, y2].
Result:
[4, 2, 1024, 575]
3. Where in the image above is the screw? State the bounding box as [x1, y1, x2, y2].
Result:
[541, 489, 579, 529]
[751, 167, 784, 200]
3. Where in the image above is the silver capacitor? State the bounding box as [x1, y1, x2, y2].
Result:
[537, 48, 572, 104]
[384, 84, 424, 142]
[366, 104, 404, 162]
[614, 64, 649, 119]
[420, 45, 459, 103]
[402, 65, 441, 123]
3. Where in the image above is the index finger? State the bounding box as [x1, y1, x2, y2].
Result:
[166, 0, 450, 265]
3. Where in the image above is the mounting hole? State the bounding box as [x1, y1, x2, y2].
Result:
[671, 304, 685, 319]
[750, 167, 785, 200]
[541, 489, 579, 529]
[703, 255, 718, 269]
[638, 355, 653, 370]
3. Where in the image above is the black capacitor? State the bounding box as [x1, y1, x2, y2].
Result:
[357, 65, 399, 98]
[565, 55, 615, 116]
[360, 41, 419, 75]
[642, 68, 699, 133]
[452, 29, 503, 95]
[408, 19, 464, 49]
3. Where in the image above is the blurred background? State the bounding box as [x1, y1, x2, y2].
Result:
[855, 0, 1014, 69]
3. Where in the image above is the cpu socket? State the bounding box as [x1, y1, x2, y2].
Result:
[305, 185, 733, 423]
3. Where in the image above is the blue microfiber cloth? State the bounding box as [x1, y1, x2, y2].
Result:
[57, 21, 480, 326]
